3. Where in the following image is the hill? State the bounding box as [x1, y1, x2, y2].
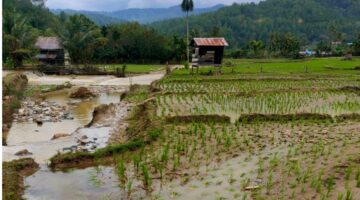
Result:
[52, 4, 224, 25]
[51, 9, 125, 26]
[151, 0, 360, 48]
[106, 4, 224, 24]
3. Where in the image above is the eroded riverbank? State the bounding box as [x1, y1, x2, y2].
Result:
[3, 71, 165, 199]
[3, 87, 129, 164]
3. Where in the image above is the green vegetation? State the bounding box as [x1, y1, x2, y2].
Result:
[181, 0, 194, 64]
[24, 82, 72, 97]
[3, 0, 62, 68]
[2, 73, 28, 145]
[3, 0, 187, 68]
[4, 0, 360, 69]
[153, 0, 360, 50]
[92, 64, 164, 74]
[2, 158, 39, 200]
[45, 57, 360, 199]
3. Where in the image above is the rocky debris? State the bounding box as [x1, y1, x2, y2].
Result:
[61, 136, 100, 153]
[51, 133, 71, 140]
[70, 87, 97, 99]
[13, 99, 73, 123]
[15, 149, 32, 156]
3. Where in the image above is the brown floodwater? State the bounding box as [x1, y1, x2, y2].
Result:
[24, 165, 122, 200]
[46, 88, 122, 125]
[4, 87, 125, 163]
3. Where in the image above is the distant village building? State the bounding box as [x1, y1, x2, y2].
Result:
[191, 38, 228, 66]
[35, 36, 70, 66]
[331, 41, 342, 46]
[299, 49, 315, 57]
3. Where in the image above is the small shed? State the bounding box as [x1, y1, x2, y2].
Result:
[35, 36, 67, 66]
[191, 38, 229, 66]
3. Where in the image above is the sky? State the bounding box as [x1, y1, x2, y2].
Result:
[46, 0, 260, 11]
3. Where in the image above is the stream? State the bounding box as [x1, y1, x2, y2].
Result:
[2, 71, 165, 199]
[3, 88, 126, 164]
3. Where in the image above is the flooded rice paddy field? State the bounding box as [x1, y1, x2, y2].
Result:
[5, 71, 360, 199]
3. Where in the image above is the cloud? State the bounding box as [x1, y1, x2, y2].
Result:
[46, 0, 260, 11]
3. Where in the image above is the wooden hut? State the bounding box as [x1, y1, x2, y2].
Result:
[191, 38, 229, 66]
[35, 36, 66, 66]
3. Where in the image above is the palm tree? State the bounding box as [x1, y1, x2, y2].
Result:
[181, 0, 194, 66]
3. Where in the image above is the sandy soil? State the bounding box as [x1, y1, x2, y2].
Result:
[2, 70, 164, 86]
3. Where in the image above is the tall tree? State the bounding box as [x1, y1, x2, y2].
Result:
[62, 15, 102, 64]
[181, 0, 194, 65]
[248, 40, 264, 56]
[352, 33, 360, 56]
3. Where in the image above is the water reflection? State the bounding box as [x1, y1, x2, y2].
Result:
[24, 165, 122, 200]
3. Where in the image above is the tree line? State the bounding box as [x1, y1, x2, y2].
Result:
[3, 0, 187, 67]
[152, 0, 360, 53]
[3, 0, 360, 68]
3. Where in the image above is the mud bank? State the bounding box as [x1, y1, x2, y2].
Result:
[2, 73, 28, 144]
[3, 158, 39, 200]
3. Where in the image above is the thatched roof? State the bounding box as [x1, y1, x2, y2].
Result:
[35, 36, 63, 50]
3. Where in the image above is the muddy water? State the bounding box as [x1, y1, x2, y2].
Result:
[24, 165, 122, 200]
[2, 71, 166, 199]
[46, 88, 122, 125]
[3, 87, 124, 163]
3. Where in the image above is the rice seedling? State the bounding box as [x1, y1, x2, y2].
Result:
[117, 158, 126, 184]
[345, 166, 352, 180]
[141, 163, 151, 189]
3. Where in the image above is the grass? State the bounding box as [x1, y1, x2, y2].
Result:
[171, 57, 360, 75]
[23, 82, 72, 97]
[2, 158, 39, 200]
[2, 73, 28, 145]
[93, 64, 164, 73]
[121, 85, 151, 103]
[226, 57, 360, 74]
[50, 127, 163, 170]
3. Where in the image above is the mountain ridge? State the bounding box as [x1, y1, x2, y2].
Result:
[52, 4, 224, 25]
[151, 0, 360, 48]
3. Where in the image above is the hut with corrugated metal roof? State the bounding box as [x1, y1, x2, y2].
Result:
[35, 36, 67, 66]
[191, 38, 228, 66]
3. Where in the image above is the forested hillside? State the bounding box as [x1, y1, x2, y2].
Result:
[52, 4, 224, 25]
[52, 9, 124, 26]
[105, 4, 223, 24]
[152, 0, 360, 48]
[3, 0, 360, 66]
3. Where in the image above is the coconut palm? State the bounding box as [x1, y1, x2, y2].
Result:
[181, 0, 194, 65]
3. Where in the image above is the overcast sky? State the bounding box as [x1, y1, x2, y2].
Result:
[46, 0, 260, 11]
